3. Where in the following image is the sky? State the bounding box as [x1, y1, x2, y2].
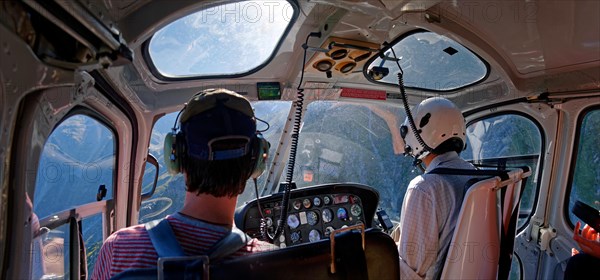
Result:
[148, 0, 294, 77]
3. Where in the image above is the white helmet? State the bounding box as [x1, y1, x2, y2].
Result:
[401, 97, 466, 160]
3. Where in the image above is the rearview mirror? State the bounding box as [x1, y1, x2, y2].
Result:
[141, 154, 159, 201]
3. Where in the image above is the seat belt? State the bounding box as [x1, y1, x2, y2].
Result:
[145, 219, 251, 260]
[206, 226, 250, 261]
[428, 167, 512, 180]
[145, 219, 186, 257]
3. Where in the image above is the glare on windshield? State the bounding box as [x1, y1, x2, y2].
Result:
[148, 0, 296, 78]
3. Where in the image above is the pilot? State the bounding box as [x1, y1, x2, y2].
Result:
[91, 89, 274, 279]
[395, 97, 475, 279]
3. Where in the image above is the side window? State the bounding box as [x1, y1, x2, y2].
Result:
[32, 114, 116, 278]
[567, 109, 600, 225]
[34, 115, 115, 218]
[464, 114, 543, 228]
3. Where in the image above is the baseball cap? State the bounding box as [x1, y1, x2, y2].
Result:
[180, 88, 256, 161]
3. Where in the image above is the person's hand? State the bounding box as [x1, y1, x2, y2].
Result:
[573, 221, 600, 259]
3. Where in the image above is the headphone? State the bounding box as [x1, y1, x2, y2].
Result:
[163, 101, 270, 179]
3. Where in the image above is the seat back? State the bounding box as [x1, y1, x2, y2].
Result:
[440, 167, 531, 280]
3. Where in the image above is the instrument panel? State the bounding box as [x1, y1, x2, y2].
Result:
[235, 183, 379, 247]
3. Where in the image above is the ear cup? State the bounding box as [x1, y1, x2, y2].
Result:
[163, 132, 181, 174]
[250, 133, 270, 179]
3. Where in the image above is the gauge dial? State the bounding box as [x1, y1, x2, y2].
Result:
[322, 209, 333, 223]
[287, 214, 300, 229]
[265, 217, 273, 227]
[303, 198, 312, 209]
[323, 196, 331, 205]
[290, 231, 301, 244]
[337, 207, 348, 221]
[309, 229, 321, 242]
[350, 204, 362, 217]
[293, 200, 302, 210]
[307, 211, 319, 226]
[313, 197, 322, 207]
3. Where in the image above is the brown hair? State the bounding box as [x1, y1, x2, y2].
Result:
[182, 149, 254, 197]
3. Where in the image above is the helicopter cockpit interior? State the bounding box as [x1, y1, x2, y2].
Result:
[0, 0, 599, 279]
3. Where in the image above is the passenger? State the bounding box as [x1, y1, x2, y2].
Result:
[91, 89, 274, 279]
[395, 97, 475, 279]
[564, 222, 600, 279]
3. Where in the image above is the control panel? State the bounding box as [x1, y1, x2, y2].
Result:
[235, 183, 379, 247]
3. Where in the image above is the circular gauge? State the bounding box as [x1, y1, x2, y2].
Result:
[287, 214, 300, 229]
[322, 209, 333, 223]
[265, 217, 273, 227]
[303, 198, 312, 209]
[313, 197, 322, 207]
[293, 200, 302, 210]
[279, 243, 286, 248]
[290, 231, 301, 244]
[279, 234, 286, 243]
[325, 226, 335, 237]
[337, 207, 348, 221]
[350, 204, 362, 217]
[307, 211, 319, 226]
[309, 229, 321, 242]
[323, 196, 331, 205]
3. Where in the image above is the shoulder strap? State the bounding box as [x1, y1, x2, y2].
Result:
[206, 226, 251, 261]
[183, 226, 252, 275]
[145, 219, 250, 261]
[428, 167, 512, 181]
[145, 219, 186, 258]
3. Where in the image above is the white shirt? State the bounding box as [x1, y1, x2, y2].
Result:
[397, 151, 475, 279]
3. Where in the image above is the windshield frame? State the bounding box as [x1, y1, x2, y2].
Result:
[142, 0, 300, 81]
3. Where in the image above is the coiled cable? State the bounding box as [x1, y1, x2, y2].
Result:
[389, 46, 432, 164]
[261, 32, 320, 242]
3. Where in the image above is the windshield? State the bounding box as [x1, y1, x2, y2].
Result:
[279, 101, 415, 221]
[141, 100, 419, 223]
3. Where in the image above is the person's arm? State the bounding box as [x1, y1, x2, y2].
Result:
[90, 232, 118, 280]
[573, 222, 600, 258]
[397, 185, 438, 279]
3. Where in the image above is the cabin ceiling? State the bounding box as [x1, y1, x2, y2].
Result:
[61, 0, 600, 112]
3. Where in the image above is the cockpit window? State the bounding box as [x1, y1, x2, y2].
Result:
[281, 101, 414, 221]
[147, 0, 297, 78]
[34, 115, 115, 219]
[567, 108, 600, 226]
[366, 31, 488, 91]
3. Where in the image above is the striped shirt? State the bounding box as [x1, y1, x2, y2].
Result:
[91, 212, 275, 279]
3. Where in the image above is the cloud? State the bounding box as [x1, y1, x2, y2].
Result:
[148, 1, 293, 77]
